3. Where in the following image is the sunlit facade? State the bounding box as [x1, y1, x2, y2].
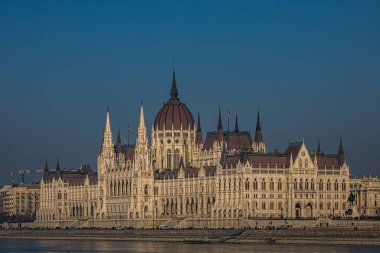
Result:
[36, 71, 367, 228]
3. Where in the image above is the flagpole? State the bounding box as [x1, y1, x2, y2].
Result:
[127, 125, 130, 146]
[228, 109, 230, 132]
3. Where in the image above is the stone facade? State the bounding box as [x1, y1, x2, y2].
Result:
[0, 184, 39, 217]
[350, 176, 380, 217]
[35, 71, 378, 228]
[36, 163, 97, 228]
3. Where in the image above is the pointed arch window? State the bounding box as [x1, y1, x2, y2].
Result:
[261, 179, 266, 190]
[270, 179, 274, 191]
[166, 150, 172, 169]
[278, 179, 282, 191]
[334, 179, 339, 191]
[174, 149, 180, 169]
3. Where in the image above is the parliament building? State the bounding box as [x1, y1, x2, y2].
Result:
[36, 71, 355, 228]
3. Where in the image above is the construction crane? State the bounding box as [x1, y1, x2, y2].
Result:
[10, 169, 44, 184]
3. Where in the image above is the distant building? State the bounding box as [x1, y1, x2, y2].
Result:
[350, 176, 380, 217]
[36, 70, 376, 228]
[0, 184, 39, 218]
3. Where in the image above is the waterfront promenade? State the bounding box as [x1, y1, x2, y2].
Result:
[1, 227, 380, 246]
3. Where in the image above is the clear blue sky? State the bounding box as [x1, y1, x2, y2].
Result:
[0, 1, 379, 184]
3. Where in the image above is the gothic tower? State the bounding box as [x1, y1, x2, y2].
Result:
[252, 110, 266, 153]
[97, 108, 116, 217]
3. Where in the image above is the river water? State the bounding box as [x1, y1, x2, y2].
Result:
[0, 239, 379, 253]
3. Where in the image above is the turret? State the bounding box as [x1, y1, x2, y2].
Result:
[98, 107, 116, 174]
[100, 107, 114, 155]
[135, 101, 149, 171]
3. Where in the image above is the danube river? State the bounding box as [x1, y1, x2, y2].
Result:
[0, 240, 379, 253]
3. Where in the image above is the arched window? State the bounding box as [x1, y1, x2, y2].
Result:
[245, 179, 250, 190]
[319, 180, 323, 191]
[311, 179, 315, 190]
[174, 149, 180, 169]
[334, 179, 339, 191]
[166, 150, 172, 169]
[327, 180, 331, 191]
[304, 159, 308, 168]
[305, 179, 309, 190]
[278, 179, 282, 191]
[342, 180, 346, 191]
[253, 179, 258, 190]
[294, 179, 298, 190]
[270, 179, 274, 191]
[261, 179, 266, 190]
[144, 184, 149, 195]
[299, 179, 303, 190]
[298, 160, 302, 168]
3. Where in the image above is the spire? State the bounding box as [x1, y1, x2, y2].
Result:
[117, 126, 121, 144]
[44, 160, 49, 172]
[217, 107, 223, 130]
[138, 101, 146, 130]
[101, 107, 113, 152]
[196, 111, 203, 145]
[216, 107, 224, 142]
[197, 111, 202, 132]
[338, 137, 345, 165]
[104, 107, 112, 136]
[56, 158, 60, 171]
[254, 110, 263, 143]
[317, 139, 321, 153]
[338, 137, 344, 154]
[256, 109, 261, 130]
[170, 65, 178, 100]
[234, 112, 239, 133]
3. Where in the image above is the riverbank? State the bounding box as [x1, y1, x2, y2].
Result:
[1, 228, 380, 246]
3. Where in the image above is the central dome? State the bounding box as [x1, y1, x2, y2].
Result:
[154, 71, 195, 131]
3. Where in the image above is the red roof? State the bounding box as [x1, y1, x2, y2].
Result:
[154, 101, 195, 131]
[317, 155, 341, 169]
[43, 165, 97, 186]
[203, 131, 252, 150]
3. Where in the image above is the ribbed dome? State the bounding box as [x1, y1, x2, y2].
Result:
[154, 100, 195, 131]
[154, 70, 195, 131]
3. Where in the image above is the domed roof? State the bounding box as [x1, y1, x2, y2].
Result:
[154, 71, 195, 131]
